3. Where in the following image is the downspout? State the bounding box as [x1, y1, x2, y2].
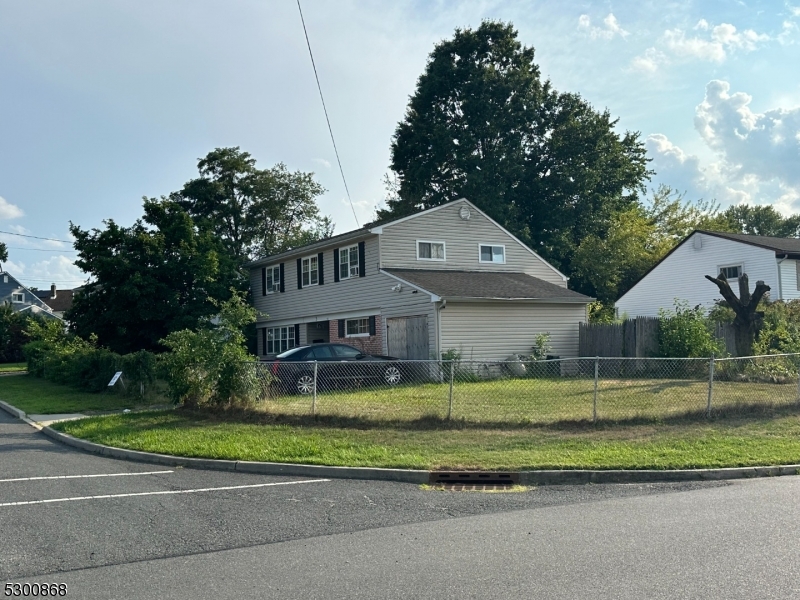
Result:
[777, 254, 788, 300]
[435, 299, 446, 359]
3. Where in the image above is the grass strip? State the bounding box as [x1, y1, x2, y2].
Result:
[0, 362, 26, 373]
[0, 375, 166, 414]
[52, 408, 800, 471]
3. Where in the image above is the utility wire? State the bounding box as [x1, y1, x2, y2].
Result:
[0, 230, 72, 243]
[296, 0, 359, 227]
[6, 246, 78, 253]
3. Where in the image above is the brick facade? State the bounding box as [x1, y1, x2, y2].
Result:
[330, 315, 383, 355]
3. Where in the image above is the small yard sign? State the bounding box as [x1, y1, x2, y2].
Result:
[108, 371, 123, 387]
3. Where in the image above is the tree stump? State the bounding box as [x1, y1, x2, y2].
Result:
[704, 272, 769, 357]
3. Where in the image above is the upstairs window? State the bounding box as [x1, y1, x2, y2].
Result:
[339, 245, 359, 279]
[265, 266, 280, 293]
[11, 292, 24, 303]
[479, 244, 506, 264]
[417, 240, 445, 261]
[719, 265, 742, 280]
[302, 256, 318, 286]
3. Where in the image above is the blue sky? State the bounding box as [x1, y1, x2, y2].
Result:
[1, 0, 799, 289]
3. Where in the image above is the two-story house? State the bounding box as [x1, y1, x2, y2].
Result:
[616, 230, 800, 318]
[247, 199, 592, 362]
[0, 271, 61, 319]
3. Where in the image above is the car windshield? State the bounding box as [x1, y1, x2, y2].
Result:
[276, 346, 310, 359]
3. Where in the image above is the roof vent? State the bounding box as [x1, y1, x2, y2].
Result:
[693, 235, 703, 250]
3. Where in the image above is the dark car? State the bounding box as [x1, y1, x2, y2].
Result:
[265, 343, 402, 395]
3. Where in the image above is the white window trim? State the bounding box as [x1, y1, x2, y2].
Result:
[266, 265, 280, 294]
[266, 325, 296, 354]
[718, 263, 743, 280]
[478, 243, 506, 264]
[301, 255, 319, 287]
[416, 240, 446, 262]
[339, 244, 359, 280]
[11, 292, 24, 303]
[345, 317, 370, 338]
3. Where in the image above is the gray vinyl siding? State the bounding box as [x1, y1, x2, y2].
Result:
[0, 273, 52, 312]
[379, 200, 566, 286]
[440, 302, 586, 361]
[250, 235, 438, 356]
[779, 259, 800, 300]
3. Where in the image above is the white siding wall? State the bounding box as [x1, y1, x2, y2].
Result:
[440, 302, 586, 361]
[250, 235, 438, 356]
[616, 233, 779, 318]
[779, 259, 800, 300]
[379, 200, 566, 286]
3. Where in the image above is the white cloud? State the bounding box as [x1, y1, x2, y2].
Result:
[0, 196, 24, 220]
[632, 21, 770, 70]
[577, 13, 628, 40]
[312, 158, 332, 169]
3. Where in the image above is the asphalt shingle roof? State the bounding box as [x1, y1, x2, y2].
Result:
[33, 289, 75, 313]
[384, 269, 592, 302]
[698, 230, 800, 254]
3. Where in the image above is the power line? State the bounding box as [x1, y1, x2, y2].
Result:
[0, 230, 72, 243]
[6, 246, 78, 253]
[296, 0, 359, 228]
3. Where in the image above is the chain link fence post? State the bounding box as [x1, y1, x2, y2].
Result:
[312, 361, 318, 416]
[447, 360, 454, 420]
[707, 356, 715, 417]
[593, 357, 599, 423]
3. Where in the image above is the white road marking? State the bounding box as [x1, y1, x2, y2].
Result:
[0, 470, 174, 483]
[0, 479, 331, 507]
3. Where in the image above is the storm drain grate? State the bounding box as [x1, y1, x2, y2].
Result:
[429, 471, 520, 486]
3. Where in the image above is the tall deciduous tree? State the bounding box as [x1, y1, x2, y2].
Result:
[67, 198, 230, 354]
[381, 20, 651, 291]
[0, 241, 8, 269]
[178, 147, 333, 264]
[720, 204, 800, 237]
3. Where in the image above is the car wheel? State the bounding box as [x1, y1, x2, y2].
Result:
[295, 372, 316, 395]
[383, 365, 402, 386]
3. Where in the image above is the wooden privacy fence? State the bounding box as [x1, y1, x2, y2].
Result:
[579, 317, 736, 357]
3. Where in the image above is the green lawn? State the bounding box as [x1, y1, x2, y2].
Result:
[0, 362, 26, 373]
[0, 375, 167, 414]
[262, 376, 800, 425]
[52, 407, 800, 470]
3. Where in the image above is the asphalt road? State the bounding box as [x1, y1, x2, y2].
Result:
[3, 408, 799, 599]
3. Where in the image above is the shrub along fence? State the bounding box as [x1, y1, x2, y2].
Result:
[248, 353, 800, 425]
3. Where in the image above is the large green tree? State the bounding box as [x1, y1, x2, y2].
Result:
[719, 204, 800, 237]
[0, 241, 8, 269]
[381, 20, 651, 293]
[67, 198, 230, 354]
[178, 147, 333, 264]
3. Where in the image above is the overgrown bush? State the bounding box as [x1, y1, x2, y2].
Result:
[23, 319, 157, 394]
[658, 301, 726, 358]
[159, 292, 263, 407]
[1, 306, 39, 363]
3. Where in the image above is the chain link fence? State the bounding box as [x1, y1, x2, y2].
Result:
[244, 353, 800, 425]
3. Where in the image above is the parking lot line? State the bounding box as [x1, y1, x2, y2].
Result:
[0, 470, 174, 483]
[0, 479, 331, 507]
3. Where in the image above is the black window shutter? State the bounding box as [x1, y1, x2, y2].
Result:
[296, 258, 302, 289]
[338, 320, 345, 338]
[333, 248, 340, 282]
[261, 328, 267, 355]
[318, 252, 324, 285]
[279, 263, 285, 293]
[358, 241, 366, 277]
[368, 315, 376, 336]
[261, 268, 266, 296]
[294, 323, 300, 346]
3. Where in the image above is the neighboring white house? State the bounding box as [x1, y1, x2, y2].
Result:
[616, 230, 800, 318]
[246, 198, 592, 361]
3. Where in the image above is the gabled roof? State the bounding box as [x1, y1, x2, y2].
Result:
[696, 230, 800, 255]
[0, 271, 55, 313]
[383, 268, 592, 303]
[245, 198, 568, 281]
[33, 289, 75, 313]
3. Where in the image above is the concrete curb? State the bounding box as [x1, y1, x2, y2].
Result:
[3, 400, 800, 485]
